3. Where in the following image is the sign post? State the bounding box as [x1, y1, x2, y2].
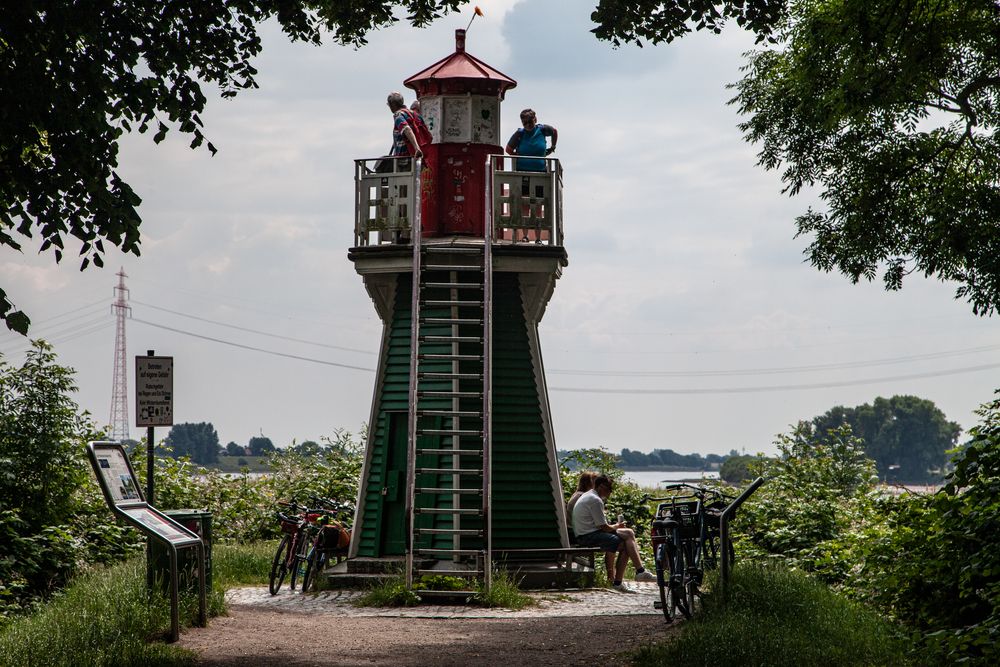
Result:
[86, 441, 206, 642]
[136, 351, 173, 504]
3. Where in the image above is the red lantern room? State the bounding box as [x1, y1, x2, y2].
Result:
[404, 29, 516, 237]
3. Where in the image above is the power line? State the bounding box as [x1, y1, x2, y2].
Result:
[131, 318, 376, 372]
[549, 362, 1000, 395]
[131, 300, 375, 355]
[548, 343, 1000, 378]
[130, 315, 999, 395]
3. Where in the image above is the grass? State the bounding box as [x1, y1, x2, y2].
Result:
[0, 541, 277, 667]
[472, 569, 535, 609]
[213, 540, 275, 588]
[352, 575, 421, 607]
[353, 569, 535, 609]
[0, 558, 196, 667]
[633, 563, 914, 667]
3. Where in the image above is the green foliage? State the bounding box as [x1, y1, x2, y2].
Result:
[138, 428, 363, 542]
[211, 542, 276, 589]
[224, 441, 243, 456]
[811, 396, 961, 483]
[728, 1, 1000, 314]
[739, 423, 878, 572]
[164, 422, 220, 465]
[836, 394, 1000, 665]
[247, 435, 275, 456]
[472, 570, 534, 610]
[0, 343, 135, 618]
[353, 576, 421, 607]
[0, 342, 98, 525]
[719, 453, 759, 483]
[617, 447, 724, 469]
[412, 575, 468, 591]
[591, 0, 785, 47]
[0, 558, 196, 666]
[634, 563, 913, 667]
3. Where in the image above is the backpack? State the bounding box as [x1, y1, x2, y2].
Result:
[400, 108, 433, 152]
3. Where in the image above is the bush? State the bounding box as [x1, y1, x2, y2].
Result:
[0, 343, 124, 619]
[634, 563, 912, 667]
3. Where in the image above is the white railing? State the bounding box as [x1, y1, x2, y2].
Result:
[354, 155, 564, 247]
[354, 157, 418, 246]
[489, 156, 563, 247]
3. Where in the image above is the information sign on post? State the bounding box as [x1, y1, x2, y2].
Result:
[86, 441, 206, 642]
[136, 355, 174, 427]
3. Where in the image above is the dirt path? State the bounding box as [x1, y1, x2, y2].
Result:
[179, 605, 676, 666]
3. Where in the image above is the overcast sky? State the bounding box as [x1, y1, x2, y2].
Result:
[2, 0, 997, 456]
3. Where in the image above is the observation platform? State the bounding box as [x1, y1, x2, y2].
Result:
[352, 155, 564, 250]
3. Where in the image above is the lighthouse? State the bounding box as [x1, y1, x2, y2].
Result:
[347, 30, 571, 593]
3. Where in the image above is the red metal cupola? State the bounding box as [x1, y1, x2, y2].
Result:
[404, 29, 516, 99]
[404, 30, 516, 237]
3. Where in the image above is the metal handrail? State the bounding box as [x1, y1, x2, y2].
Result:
[404, 157, 423, 588]
[719, 476, 766, 595]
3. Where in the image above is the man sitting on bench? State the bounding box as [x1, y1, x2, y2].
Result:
[572, 474, 656, 593]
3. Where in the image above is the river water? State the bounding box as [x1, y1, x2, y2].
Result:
[620, 470, 719, 488]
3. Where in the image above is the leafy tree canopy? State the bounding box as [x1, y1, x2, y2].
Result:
[0, 1, 462, 334]
[593, 1, 1000, 315]
[248, 435, 275, 456]
[810, 395, 961, 483]
[224, 441, 244, 457]
[164, 421, 220, 465]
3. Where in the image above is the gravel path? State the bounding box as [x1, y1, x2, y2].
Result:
[178, 584, 678, 666]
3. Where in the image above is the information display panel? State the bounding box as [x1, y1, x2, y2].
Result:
[93, 445, 144, 505]
[121, 506, 200, 545]
[86, 442, 199, 546]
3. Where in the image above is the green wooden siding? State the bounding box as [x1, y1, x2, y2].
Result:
[491, 273, 561, 550]
[356, 270, 561, 557]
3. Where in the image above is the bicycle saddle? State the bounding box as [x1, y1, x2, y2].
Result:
[652, 519, 680, 530]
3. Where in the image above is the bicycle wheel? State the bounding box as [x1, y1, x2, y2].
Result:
[685, 542, 702, 615]
[289, 529, 309, 591]
[655, 543, 674, 623]
[302, 548, 326, 593]
[672, 539, 692, 620]
[268, 535, 291, 595]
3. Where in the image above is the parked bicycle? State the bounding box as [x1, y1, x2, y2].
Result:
[269, 500, 328, 595]
[299, 496, 354, 593]
[647, 483, 734, 622]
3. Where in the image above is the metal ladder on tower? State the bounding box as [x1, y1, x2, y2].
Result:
[404, 162, 493, 597]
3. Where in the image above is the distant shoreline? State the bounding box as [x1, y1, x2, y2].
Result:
[619, 467, 714, 473]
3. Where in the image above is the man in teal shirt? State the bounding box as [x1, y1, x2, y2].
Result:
[505, 108, 558, 172]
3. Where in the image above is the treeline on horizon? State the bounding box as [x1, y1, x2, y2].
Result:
[558, 447, 730, 471]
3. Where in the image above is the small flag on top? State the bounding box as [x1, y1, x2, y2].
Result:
[467, 5, 484, 31]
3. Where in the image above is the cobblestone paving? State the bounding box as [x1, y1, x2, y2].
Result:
[227, 583, 661, 619]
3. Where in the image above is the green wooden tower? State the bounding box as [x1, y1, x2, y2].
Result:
[347, 30, 571, 591]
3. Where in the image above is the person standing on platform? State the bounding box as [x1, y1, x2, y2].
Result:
[505, 108, 557, 172]
[380, 91, 423, 173]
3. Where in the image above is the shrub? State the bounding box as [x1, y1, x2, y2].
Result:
[634, 563, 912, 667]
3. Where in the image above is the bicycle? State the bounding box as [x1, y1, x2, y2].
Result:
[300, 497, 353, 593]
[269, 500, 328, 595]
[648, 483, 734, 622]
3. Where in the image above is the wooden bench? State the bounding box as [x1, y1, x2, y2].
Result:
[493, 546, 604, 572]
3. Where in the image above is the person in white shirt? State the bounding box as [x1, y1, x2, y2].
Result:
[572, 474, 656, 592]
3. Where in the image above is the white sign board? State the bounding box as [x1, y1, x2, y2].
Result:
[136, 356, 173, 427]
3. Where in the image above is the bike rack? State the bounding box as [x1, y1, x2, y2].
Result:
[719, 476, 766, 597]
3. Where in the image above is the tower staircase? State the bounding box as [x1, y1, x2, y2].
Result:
[405, 185, 493, 597]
